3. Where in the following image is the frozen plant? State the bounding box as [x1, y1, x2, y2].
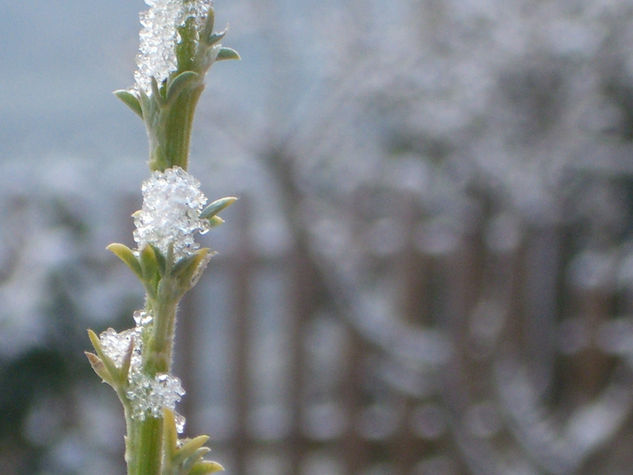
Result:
[85, 2, 239, 474]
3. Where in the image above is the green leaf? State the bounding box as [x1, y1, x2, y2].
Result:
[107, 243, 142, 279]
[191, 448, 212, 461]
[176, 17, 198, 71]
[150, 244, 167, 276]
[200, 6, 215, 40]
[163, 409, 216, 474]
[171, 252, 198, 277]
[180, 448, 212, 473]
[200, 196, 238, 220]
[87, 329, 121, 388]
[208, 216, 225, 228]
[140, 245, 159, 281]
[118, 337, 135, 384]
[113, 90, 143, 118]
[87, 328, 102, 352]
[166, 71, 201, 104]
[215, 47, 240, 61]
[150, 76, 165, 104]
[138, 88, 155, 122]
[85, 352, 113, 385]
[189, 461, 224, 474]
[177, 436, 211, 462]
[207, 29, 226, 46]
[172, 248, 214, 291]
[162, 408, 179, 462]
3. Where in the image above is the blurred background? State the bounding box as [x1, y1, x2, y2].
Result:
[3, 0, 633, 473]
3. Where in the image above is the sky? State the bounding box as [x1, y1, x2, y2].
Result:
[0, 1, 142, 158]
[0, 1, 257, 163]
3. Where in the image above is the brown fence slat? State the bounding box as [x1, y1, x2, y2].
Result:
[231, 196, 254, 474]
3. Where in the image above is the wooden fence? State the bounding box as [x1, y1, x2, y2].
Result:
[173, 192, 633, 475]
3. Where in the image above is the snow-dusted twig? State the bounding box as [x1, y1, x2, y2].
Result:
[85, 2, 239, 474]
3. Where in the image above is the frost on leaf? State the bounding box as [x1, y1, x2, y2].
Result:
[133, 167, 210, 261]
[98, 310, 152, 371]
[100, 309, 186, 432]
[99, 327, 142, 369]
[135, 0, 213, 94]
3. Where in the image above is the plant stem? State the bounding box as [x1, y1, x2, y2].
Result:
[88, 4, 239, 472]
[134, 417, 163, 475]
[125, 279, 180, 474]
[166, 85, 204, 171]
[147, 291, 179, 375]
[147, 85, 204, 172]
[123, 403, 140, 475]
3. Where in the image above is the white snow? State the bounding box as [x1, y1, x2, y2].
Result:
[133, 166, 210, 261]
[134, 0, 213, 94]
[99, 309, 186, 432]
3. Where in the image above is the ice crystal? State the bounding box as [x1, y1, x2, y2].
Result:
[133, 309, 153, 327]
[135, 0, 213, 94]
[175, 411, 186, 433]
[133, 167, 210, 261]
[98, 309, 153, 372]
[100, 310, 186, 429]
[99, 327, 141, 369]
[127, 372, 186, 425]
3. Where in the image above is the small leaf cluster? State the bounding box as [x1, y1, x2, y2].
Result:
[85, 329, 134, 395]
[108, 195, 236, 300]
[114, 6, 240, 172]
[162, 409, 224, 474]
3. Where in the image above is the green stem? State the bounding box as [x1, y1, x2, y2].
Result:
[147, 288, 179, 375]
[125, 281, 180, 474]
[147, 86, 202, 173]
[164, 85, 204, 171]
[123, 402, 139, 475]
[146, 8, 205, 173]
[135, 417, 163, 475]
